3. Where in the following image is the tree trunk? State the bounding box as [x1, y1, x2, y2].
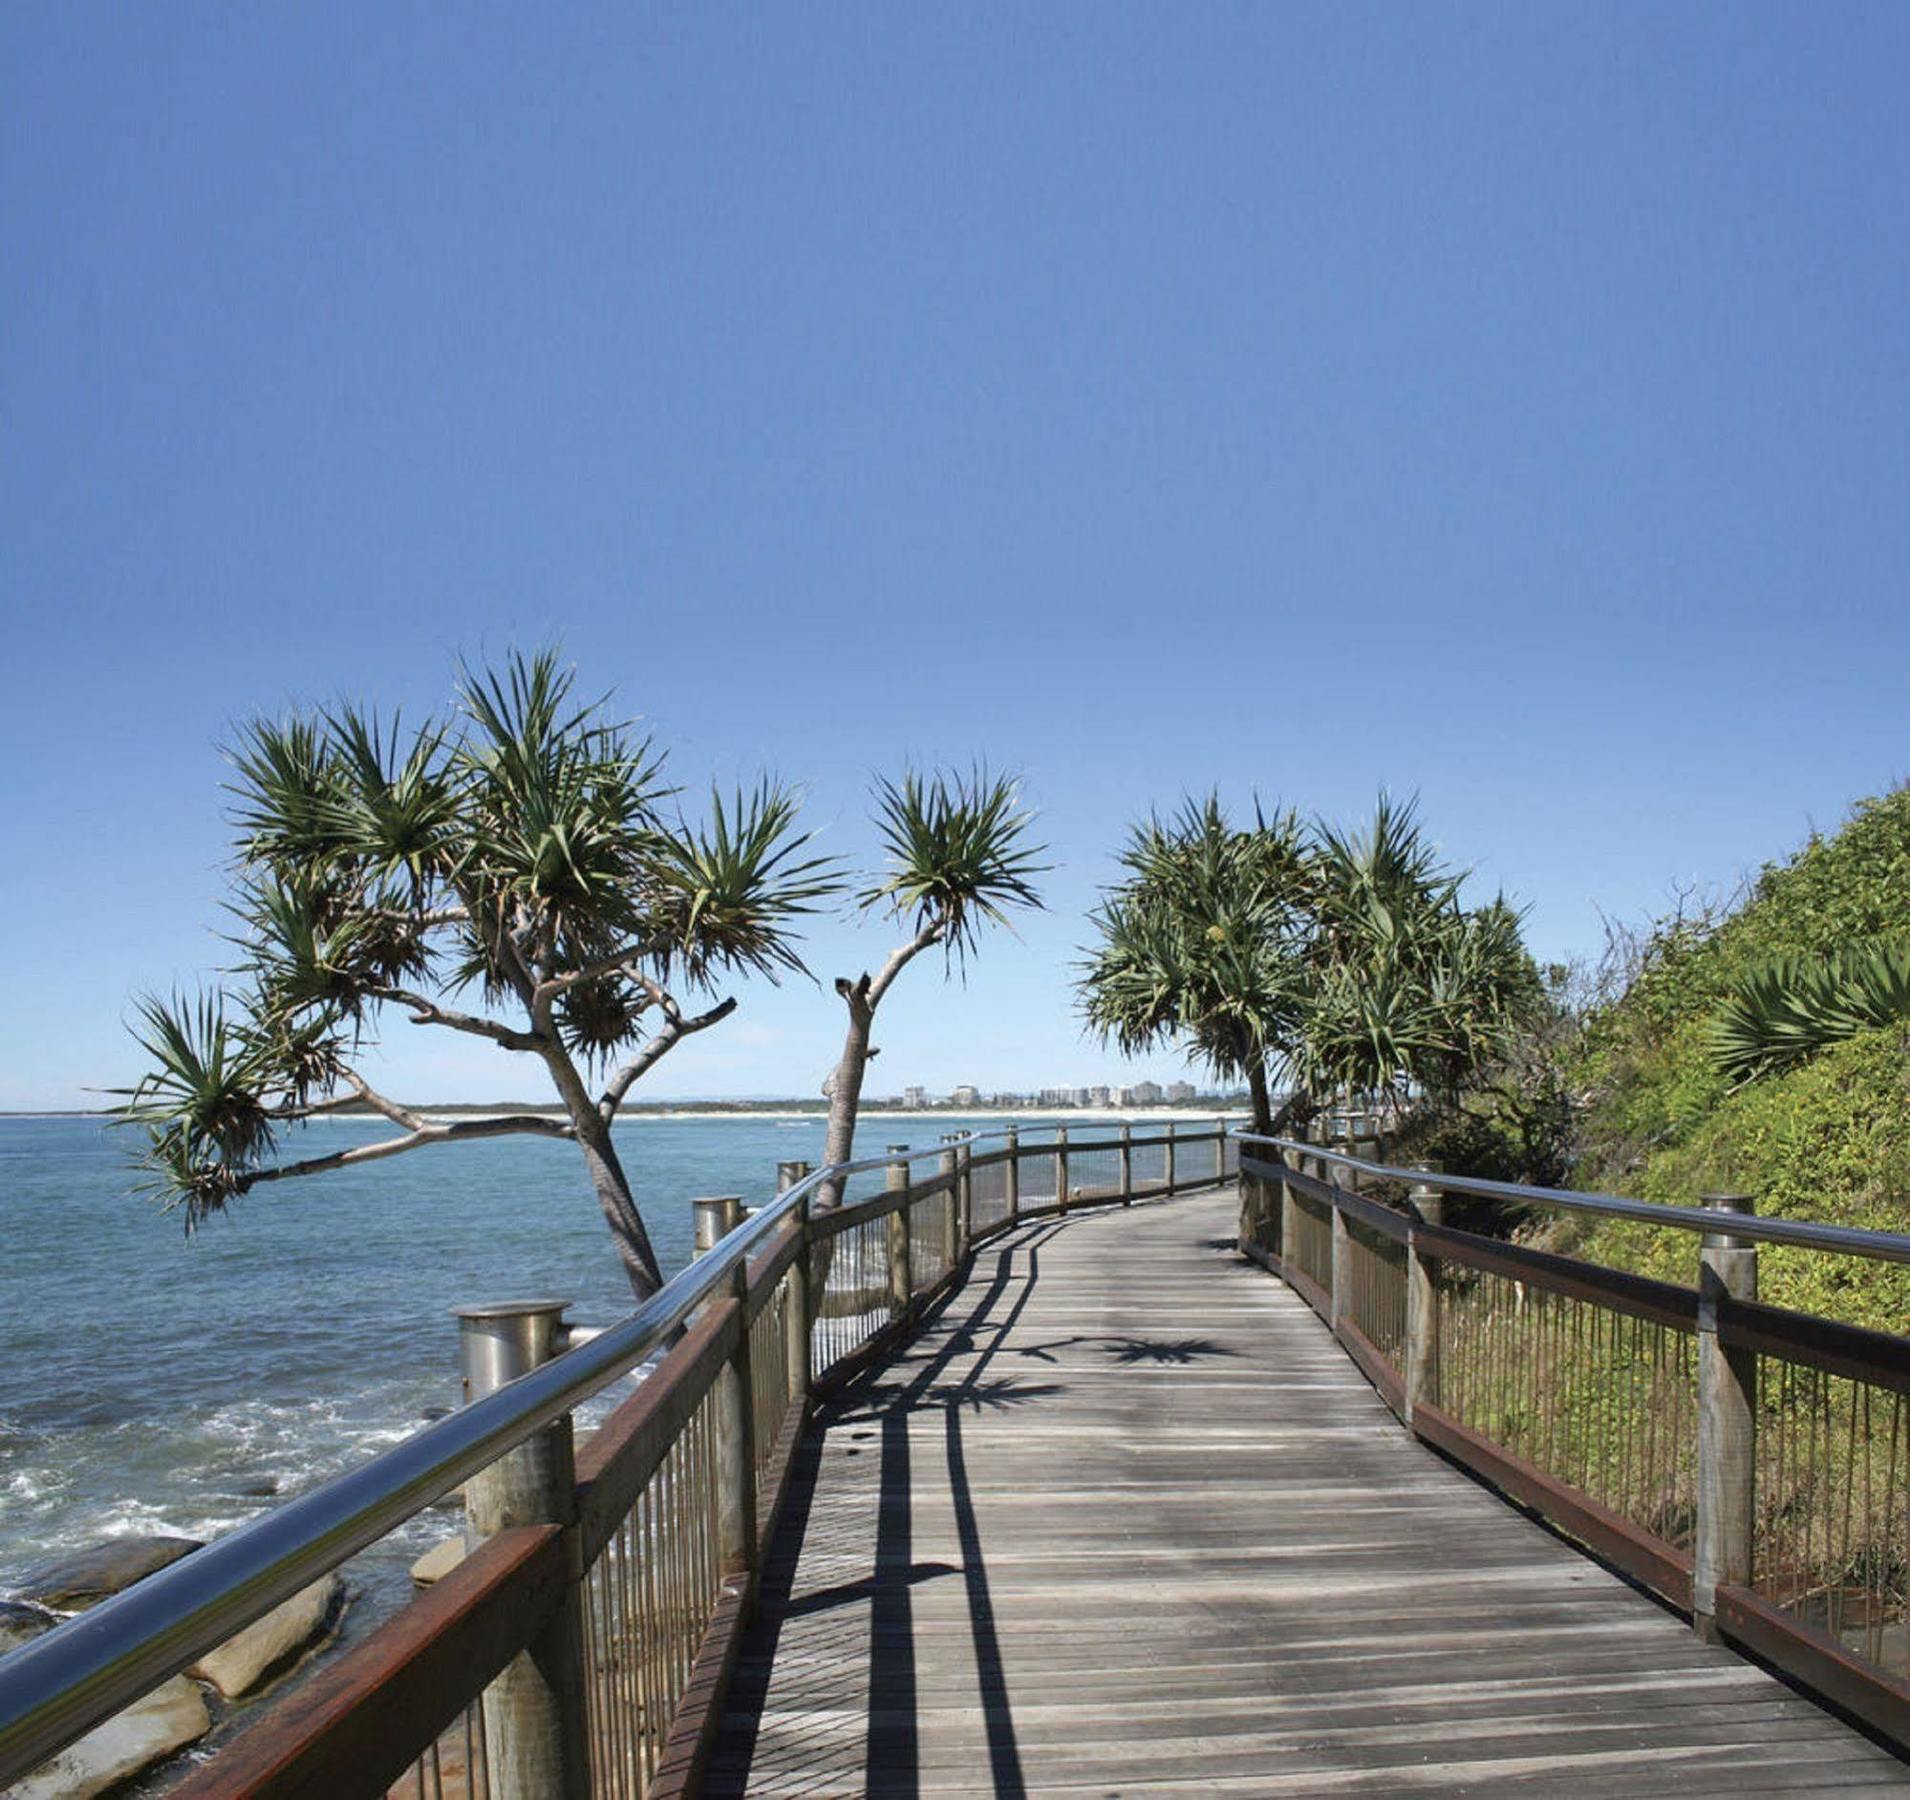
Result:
[818, 989, 874, 1211]
[572, 1108, 664, 1301]
[538, 1042, 665, 1302]
[1246, 1060, 1274, 1136]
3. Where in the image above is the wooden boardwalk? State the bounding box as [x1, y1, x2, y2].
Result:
[710, 1188, 1909, 1796]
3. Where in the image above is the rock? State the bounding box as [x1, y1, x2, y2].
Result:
[13, 1537, 201, 1611]
[419, 1404, 452, 1422]
[0, 1599, 57, 1655]
[188, 1574, 341, 1699]
[426, 1484, 466, 1513]
[11, 1675, 209, 1798]
[409, 1537, 466, 1587]
[235, 1477, 279, 1498]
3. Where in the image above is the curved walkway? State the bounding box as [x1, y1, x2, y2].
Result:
[710, 1188, 1908, 1796]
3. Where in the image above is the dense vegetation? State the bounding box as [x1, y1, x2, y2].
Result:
[1557, 787, 1910, 1328]
[1078, 796, 1540, 1134]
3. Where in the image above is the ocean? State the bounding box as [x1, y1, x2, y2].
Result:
[0, 1110, 1030, 1612]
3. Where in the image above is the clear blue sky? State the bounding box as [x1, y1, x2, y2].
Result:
[3, 5, 1905, 1110]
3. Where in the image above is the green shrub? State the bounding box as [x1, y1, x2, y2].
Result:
[1575, 1026, 1910, 1331]
[1560, 788, 1910, 1328]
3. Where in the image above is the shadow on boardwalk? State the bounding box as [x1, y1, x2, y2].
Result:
[710, 1192, 1909, 1798]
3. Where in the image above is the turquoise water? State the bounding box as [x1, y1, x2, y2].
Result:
[0, 1112, 994, 1597]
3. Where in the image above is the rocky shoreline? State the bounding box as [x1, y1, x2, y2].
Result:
[0, 1518, 469, 1796]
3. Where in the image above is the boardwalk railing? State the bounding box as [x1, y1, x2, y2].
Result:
[1235, 1132, 1910, 1750]
[0, 1119, 1236, 1797]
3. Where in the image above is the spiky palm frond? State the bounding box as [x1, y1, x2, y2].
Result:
[1708, 940, 1910, 1084]
[231, 871, 434, 1023]
[1308, 792, 1463, 969]
[225, 716, 352, 871]
[452, 650, 673, 967]
[113, 992, 284, 1226]
[654, 782, 844, 985]
[556, 973, 651, 1064]
[321, 705, 462, 894]
[860, 767, 1047, 964]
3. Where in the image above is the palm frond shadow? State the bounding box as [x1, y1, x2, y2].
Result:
[829, 1373, 1065, 1421]
[1010, 1333, 1240, 1366]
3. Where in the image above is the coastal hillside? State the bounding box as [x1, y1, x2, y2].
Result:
[1563, 787, 1910, 1328]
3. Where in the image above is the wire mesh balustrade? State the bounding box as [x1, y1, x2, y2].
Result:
[1341, 1219, 1408, 1370]
[578, 1387, 724, 1798]
[1430, 1254, 1700, 1560]
[967, 1151, 1012, 1234]
[1741, 1319, 1910, 1678]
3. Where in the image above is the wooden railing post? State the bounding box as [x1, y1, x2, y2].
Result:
[778, 1162, 814, 1406]
[452, 1301, 590, 1800]
[693, 1197, 759, 1582]
[939, 1139, 960, 1273]
[1004, 1126, 1020, 1223]
[886, 1147, 913, 1319]
[1281, 1130, 1304, 1265]
[1119, 1122, 1133, 1205]
[1695, 1191, 1758, 1643]
[1329, 1193, 1351, 1331]
[1164, 1122, 1177, 1193]
[956, 1139, 973, 1261]
[1212, 1116, 1227, 1183]
[1055, 1124, 1070, 1213]
[1404, 1165, 1444, 1426]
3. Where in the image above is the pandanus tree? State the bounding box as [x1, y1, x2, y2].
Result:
[1078, 798, 1311, 1134]
[818, 769, 1045, 1203]
[1080, 794, 1538, 1135]
[118, 651, 840, 1300]
[1296, 798, 1540, 1110]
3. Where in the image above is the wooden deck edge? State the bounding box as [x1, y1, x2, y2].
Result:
[1716, 1583, 1910, 1755]
[1283, 1258, 1332, 1320]
[647, 1394, 810, 1800]
[1412, 1401, 1694, 1612]
[1336, 1317, 1405, 1418]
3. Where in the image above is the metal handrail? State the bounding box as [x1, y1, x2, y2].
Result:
[0, 1119, 1233, 1780]
[1235, 1132, 1910, 1267]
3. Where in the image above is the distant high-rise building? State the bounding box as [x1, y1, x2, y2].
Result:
[1038, 1086, 1070, 1107]
[903, 1085, 928, 1109]
[1128, 1079, 1164, 1105]
[1166, 1080, 1196, 1103]
[950, 1084, 981, 1107]
[1088, 1085, 1112, 1107]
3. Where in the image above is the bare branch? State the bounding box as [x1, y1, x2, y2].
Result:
[372, 987, 546, 1052]
[599, 989, 738, 1119]
[341, 1070, 426, 1131]
[234, 1112, 573, 1195]
[866, 919, 946, 1010]
[367, 905, 468, 930]
[532, 939, 663, 1011]
[267, 1076, 424, 1133]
